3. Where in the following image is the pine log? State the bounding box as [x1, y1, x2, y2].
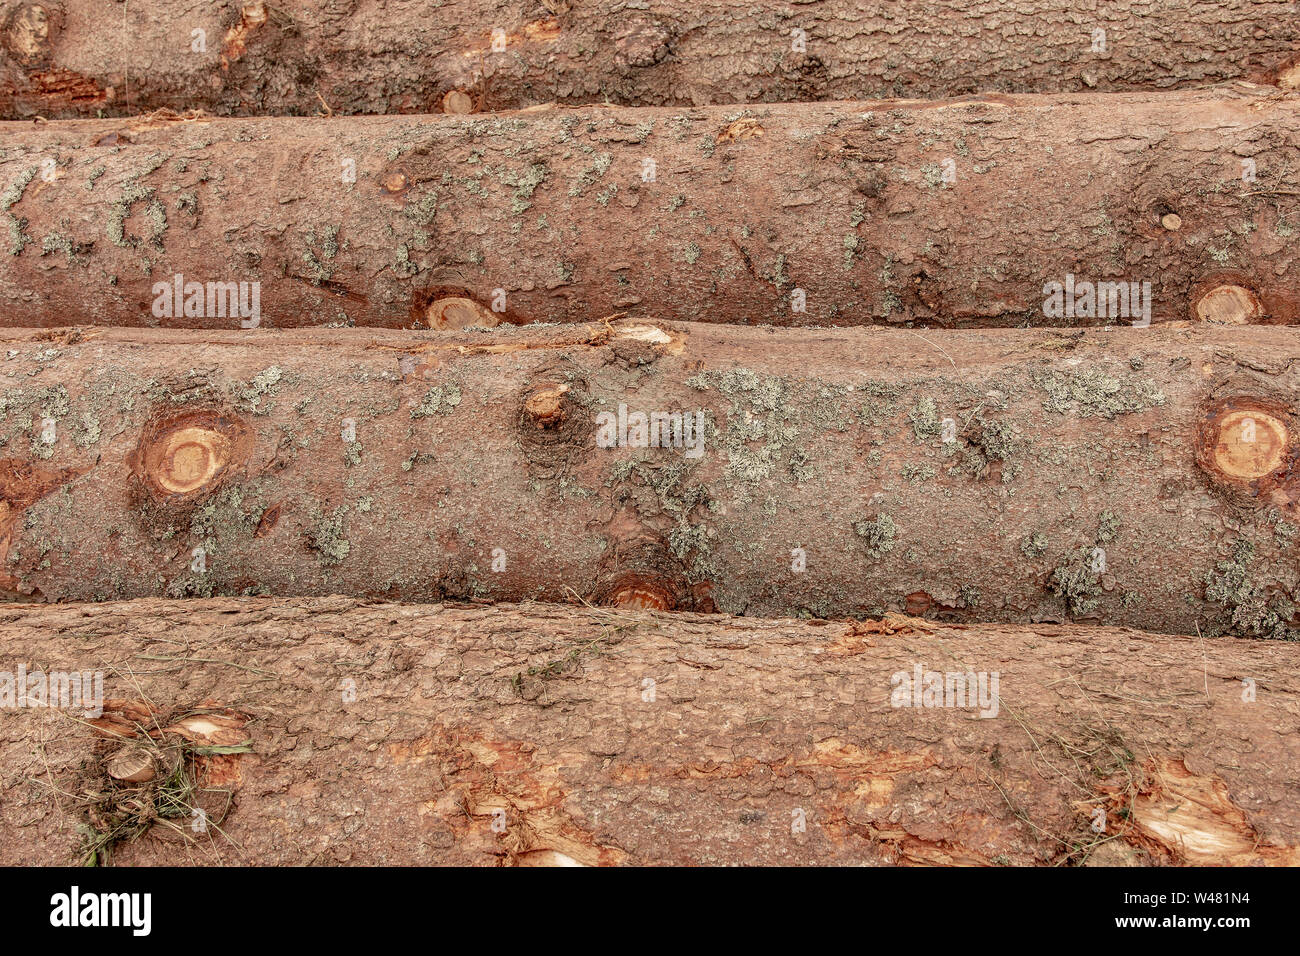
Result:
[1, 597, 1297, 866]
[0, 321, 1298, 639]
[1, 89, 1298, 329]
[1, 1, 1297, 119]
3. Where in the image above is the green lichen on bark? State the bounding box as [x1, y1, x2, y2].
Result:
[853, 513, 897, 557]
[1034, 367, 1165, 419]
[1048, 546, 1103, 616]
[1021, 531, 1049, 558]
[687, 368, 811, 501]
[411, 383, 462, 419]
[308, 506, 352, 566]
[3, 165, 37, 255]
[235, 366, 284, 415]
[908, 396, 941, 441]
[1096, 510, 1121, 542]
[1203, 540, 1295, 640]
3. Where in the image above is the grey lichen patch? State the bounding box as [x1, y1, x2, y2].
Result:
[7, 213, 30, 255]
[504, 162, 548, 214]
[144, 199, 167, 248]
[853, 512, 897, 558]
[166, 572, 217, 599]
[343, 440, 362, 468]
[1048, 546, 1103, 616]
[908, 396, 941, 441]
[105, 153, 172, 250]
[308, 506, 351, 566]
[901, 463, 936, 483]
[401, 450, 436, 471]
[608, 456, 715, 580]
[235, 366, 284, 415]
[411, 383, 462, 419]
[684, 242, 701, 264]
[1203, 540, 1295, 640]
[764, 253, 790, 290]
[303, 225, 340, 285]
[842, 234, 859, 271]
[568, 152, 612, 197]
[403, 189, 439, 227]
[107, 183, 154, 249]
[857, 381, 902, 427]
[393, 243, 419, 277]
[952, 416, 1022, 482]
[188, 484, 257, 549]
[1, 166, 37, 212]
[958, 584, 981, 608]
[73, 412, 101, 447]
[1021, 531, 1049, 558]
[41, 232, 90, 264]
[1, 384, 69, 456]
[3, 165, 37, 255]
[1096, 510, 1121, 543]
[920, 163, 952, 189]
[686, 368, 809, 500]
[1034, 367, 1166, 419]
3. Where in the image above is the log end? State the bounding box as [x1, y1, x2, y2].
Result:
[441, 90, 475, 114]
[3, 3, 56, 67]
[1193, 284, 1263, 324]
[424, 296, 499, 330]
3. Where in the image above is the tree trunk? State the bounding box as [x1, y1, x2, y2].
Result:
[0, 320, 1297, 639]
[1, 597, 1296, 866]
[1, 1, 1297, 119]
[1, 88, 1297, 330]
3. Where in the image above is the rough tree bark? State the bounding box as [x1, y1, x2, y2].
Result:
[1, 88, 1297, 329]
[0, 321, 1297, 638]
[1, 598, 1296, 866]
[1, 1, 1297, 119]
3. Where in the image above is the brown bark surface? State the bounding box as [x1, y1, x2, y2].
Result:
[1, 597, 1296, 866]
[0, 321, 1297, 638]
[1, 88, 1297, 329]
[1, 1, 1297, 119]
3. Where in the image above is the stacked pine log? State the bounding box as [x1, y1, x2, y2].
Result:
[0, 1, 1297, 867]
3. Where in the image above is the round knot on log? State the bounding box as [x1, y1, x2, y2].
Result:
[523, 384, 570, 429]
[608, 580, 673, 611]
[1197, 399, 1291, 490]
[380, 169, 409, 195]
[134, 412, 251, 499]
[106, 746, 156, 784]
[241, 1, 268, 27]
[154, 428, 230, 494]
